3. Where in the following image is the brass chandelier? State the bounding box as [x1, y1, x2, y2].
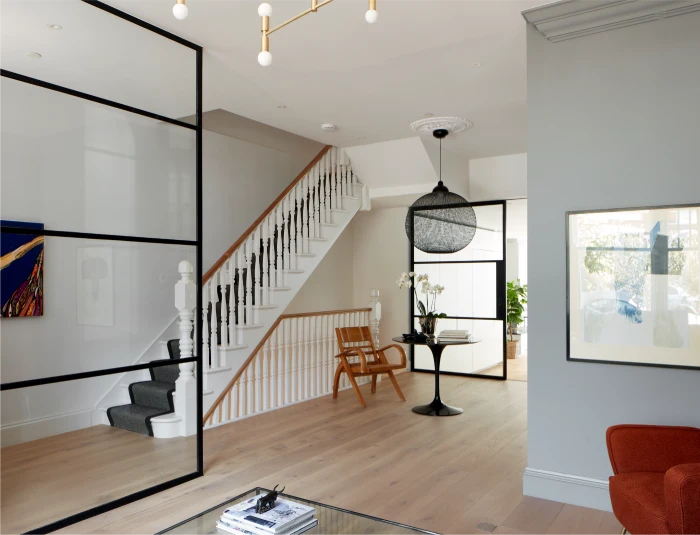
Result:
[257, 0, 377, 66]
[171, 0, 379, 67]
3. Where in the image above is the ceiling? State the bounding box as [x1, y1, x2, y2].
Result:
[2, 0, 541, 160]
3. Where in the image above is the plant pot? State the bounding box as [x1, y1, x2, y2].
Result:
[507, 340, 520, 360]
[419, 316, 438, 337]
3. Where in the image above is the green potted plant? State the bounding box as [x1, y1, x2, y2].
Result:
[396, 272, 446, 337]
[506, 279, 527, 359]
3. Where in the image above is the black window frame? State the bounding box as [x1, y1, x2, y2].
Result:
[0, 1, 204, 532]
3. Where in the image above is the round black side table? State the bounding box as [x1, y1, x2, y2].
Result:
[392, 336, 480, 417]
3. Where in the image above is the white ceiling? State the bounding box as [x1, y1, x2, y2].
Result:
[2, 0, 540, 160]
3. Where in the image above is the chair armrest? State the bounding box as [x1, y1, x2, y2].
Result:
[606, 425, 700, 475]
[377, 344, 407, 368]
[665, 463, 700, 534]
[336, 348, 368, 373]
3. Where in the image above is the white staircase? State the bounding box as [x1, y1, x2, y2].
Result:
[201, 146, 368, 421]
[94, 146, 368, 437]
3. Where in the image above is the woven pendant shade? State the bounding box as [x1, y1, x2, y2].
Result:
[405, 128, 477, 254]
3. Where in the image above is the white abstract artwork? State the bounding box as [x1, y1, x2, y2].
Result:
[568, 206, 700, 369]
[77, 246, 114, 327]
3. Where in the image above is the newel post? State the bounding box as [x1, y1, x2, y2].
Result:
[175, 260, 197, 436]
[368, 288, 381, 348]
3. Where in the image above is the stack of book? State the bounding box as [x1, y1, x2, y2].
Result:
[438, 329, 471, 341]
[217, 495, 317, 535]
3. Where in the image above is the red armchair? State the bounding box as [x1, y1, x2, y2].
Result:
[607, 425, 700, 534]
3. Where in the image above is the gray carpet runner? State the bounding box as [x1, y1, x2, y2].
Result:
[107, 340, 181, 437]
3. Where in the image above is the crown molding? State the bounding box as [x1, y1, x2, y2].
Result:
[522, 0, 700, 42]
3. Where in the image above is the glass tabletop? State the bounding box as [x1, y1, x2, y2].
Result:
[158, 488, 437, 535]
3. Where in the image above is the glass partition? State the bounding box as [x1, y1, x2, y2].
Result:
[1, 373, 198, 535]
[1, 1, 202, 532]
[410, 201, 507, 379]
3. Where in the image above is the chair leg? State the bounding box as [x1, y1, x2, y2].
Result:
[620, 528, 627, 535]
[386, 371, 405, 402]
[332, 364, 342, 399]
[371, 375, 377, 394]
[345, 368, 367, 408]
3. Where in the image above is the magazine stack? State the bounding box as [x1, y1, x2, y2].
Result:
[216, 495, 317, 535]
[438, 329, 471, 341]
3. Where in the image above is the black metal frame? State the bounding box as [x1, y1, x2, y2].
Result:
[408, 200, 508, 380]
[566, 203, 700, 372]
[156, 487, 440, 535]
[0, 1, 204, 532]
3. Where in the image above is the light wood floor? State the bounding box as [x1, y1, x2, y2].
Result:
[507, 354, 528, 382]
[1, 425, 195, 534]
[5, 374, 618, 534]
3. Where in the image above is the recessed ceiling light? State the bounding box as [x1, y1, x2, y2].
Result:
[424, 113, 434, 118]
[474, 62, 483, 67]
[47, 24, 62, 30]
[357, 137, 366, 140]
[321, 123, 337, 132]
[277, 105, 286, 109]
[27, 52, 42, 59]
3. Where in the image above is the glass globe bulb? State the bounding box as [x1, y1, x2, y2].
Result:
[258, 3, 273, 17]
[365, 9, 378, 23]
[258, 51, 273, 67]
[173, 2, 188, 19]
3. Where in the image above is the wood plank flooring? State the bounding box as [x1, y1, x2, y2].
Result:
[2, 374, 618, 534]
[1, 426, 195, 534]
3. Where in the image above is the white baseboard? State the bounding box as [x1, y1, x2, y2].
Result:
[1, 408, 95, 447]
[523, 467, 612, 512]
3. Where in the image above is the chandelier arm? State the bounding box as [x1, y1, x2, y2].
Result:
[267, 0, 336, 35]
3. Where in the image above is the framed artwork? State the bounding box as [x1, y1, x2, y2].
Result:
[1, 221, 44, 317]
[567, 205, 700, 370]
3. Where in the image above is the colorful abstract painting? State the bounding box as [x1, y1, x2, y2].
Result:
[1, 221, 44, 317]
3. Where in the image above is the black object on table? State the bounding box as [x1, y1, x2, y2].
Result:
[392, 336, 480, 416]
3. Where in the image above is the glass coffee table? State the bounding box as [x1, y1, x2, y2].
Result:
[158, 488, 437, 535]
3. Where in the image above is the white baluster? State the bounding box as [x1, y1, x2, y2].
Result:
[217, 270, 226, 357]
[255, 353, 262, 413]
[305, 316, 311, 400]
[233, 380, 239, 420]
[308, 172, 316, 241]
[174, 260, 196, 436]
[290, 317, 297, 403]
[334, 148, 342, 212]
[344, 151, 351, 198]
[239, 367, 246, 416]
[246, 366, 253, 416]
[296, 184, 303, 258]
[325, 151, 332, 222]
[276, 204, 283, 288]
[261, 221, 269, 306]
[245, 236, 253, 326]
[301, 179, 309, 254]
[330, 148, 337, 211]
[227, 258, 235, 351]
[210, 273, 219, 363]
[254, 226, 262, 310]
[262, 338, 269, 411]
[236, 250, 243, 329]
[319, 160, 326, 225]
[289, 191, 296, 270]
[202, 280, 210, 373]
[283, 319, 290, 405]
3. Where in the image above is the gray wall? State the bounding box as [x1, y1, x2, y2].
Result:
[526, 10, 700, 504]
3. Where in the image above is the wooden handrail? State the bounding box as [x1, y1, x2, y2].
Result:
[203, 145, 332, 283]
[203, 307, 371, 424]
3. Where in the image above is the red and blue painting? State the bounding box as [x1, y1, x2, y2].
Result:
[1, 221, 44, 317]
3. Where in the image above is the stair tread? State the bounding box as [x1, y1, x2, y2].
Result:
[269, 286, 292, 291]
[282, 269, 304, 274]
[309, 238, 328, 242]
[320, 222, 339, 227]
[107, 403, 170, 436]
[130, 381, 175, 411]
[295, 253, 316, 257]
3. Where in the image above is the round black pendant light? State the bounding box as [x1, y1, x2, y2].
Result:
[405, 128, 477, 254]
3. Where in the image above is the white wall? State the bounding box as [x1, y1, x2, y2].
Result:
[1, 78, 323, 445]
[285, 226, 355, 314]
[469, 153, 527, 201]
[525, 12, 700, 511]
[351, 208, 410, 365]
[203, 129, 320, 269]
